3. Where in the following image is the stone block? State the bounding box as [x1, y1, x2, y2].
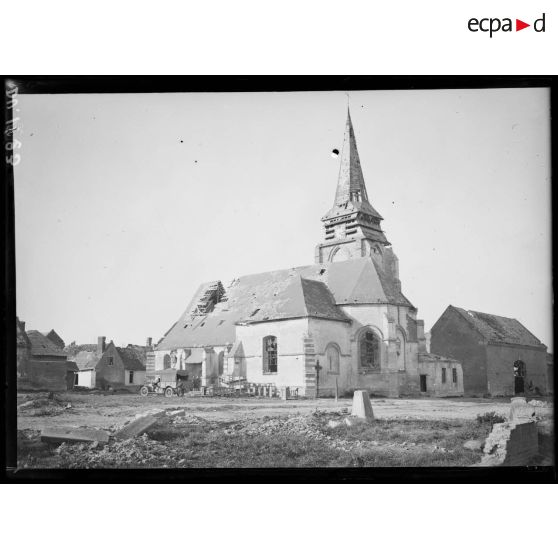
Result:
[351, 390, 374, 421]
[167, 409, 185, 417]
[41, 427, 110, 445]
[481, 421, 538, 466]
[114, 415, 158, 440]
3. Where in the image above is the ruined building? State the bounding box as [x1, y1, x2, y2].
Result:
[431, 305, 549, 396]
[152, 111, 463, 397]
[16, 318, 75, 391]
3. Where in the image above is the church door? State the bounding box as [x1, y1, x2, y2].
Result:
[514, 360, 526, 394]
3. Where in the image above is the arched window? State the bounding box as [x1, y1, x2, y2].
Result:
[263, 336, 278, 374]
[325, 344, 340, 375]
[163, 354, 171, 369]
[359, 330, 380, 369]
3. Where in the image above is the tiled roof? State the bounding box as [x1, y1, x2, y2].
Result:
[73, 350, 100, 370]
[157, 258, 413, 351]
[452, 306, 545, 348]
[116, 347, 146, 370]
[27, 330, 66, 357]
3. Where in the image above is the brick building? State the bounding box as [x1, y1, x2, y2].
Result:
[151, 110, 463, 397]
[16, 318, 74, 391]
[430, 305, 548, 396]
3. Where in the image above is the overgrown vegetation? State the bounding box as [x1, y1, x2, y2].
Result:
[18, 414, 496, 469]
[476, 411, 507, 427]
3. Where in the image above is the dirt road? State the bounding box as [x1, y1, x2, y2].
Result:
[17, 391, 553, 433]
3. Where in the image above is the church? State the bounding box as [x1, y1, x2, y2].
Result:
[151, 110, 464, 398]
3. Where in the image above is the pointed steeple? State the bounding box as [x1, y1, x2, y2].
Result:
[334, 109, 369, 206]
[315, 109, 390, 264]
[325, 109, 383, 221]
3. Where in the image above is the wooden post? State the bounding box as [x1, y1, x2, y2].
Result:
[314, 359, 322, 399]
[335, 377, 338, 403]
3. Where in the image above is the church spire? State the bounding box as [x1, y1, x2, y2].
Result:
[315, 109, 390, 264]
[334, 109, 369, 206]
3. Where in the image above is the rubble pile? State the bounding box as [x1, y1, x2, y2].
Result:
[57, 434, 186, 468]
[17, 395, 73, 417]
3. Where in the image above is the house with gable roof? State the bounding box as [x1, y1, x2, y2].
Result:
[16, 318, 75, 391]
[95, 341, 146, 390]
[152, 110, 463, 397]
[430, 305, 548, 396]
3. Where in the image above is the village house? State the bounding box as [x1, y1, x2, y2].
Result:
[70, 337, 105, 388]
[430, 305, 549, 396]
[150, 110, 463, 397]
[16, 318, 75, 391]
[68, 336, 151, 390]
[95, 340, 147, 390]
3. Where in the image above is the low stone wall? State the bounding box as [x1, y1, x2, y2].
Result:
[481, 421, 539, 466]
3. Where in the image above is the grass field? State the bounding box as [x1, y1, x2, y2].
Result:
[16, 392, 553, 469]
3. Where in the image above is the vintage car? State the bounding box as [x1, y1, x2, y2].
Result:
[140, 369, 188, 397]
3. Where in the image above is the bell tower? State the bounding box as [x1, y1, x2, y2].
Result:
[315, 109, 391, 264]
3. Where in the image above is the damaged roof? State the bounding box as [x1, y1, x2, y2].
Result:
[452, 306, 545, 348]
[116, 347, 146, 370]
[26, 330, 66, 357]
[73, 350, 101, 371]
[157, 258, 413, 351]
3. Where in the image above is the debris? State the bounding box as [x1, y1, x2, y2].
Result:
[167, 409, 186, 417]
[509, 397, 536, 423]
[135, 408, 166, 420]
[18, 398, 52, 410]
[351, 390, 374, 422]
[480, 421, 538, 466]
[41, 427, 110, 445]
[343, 416, 365, 427]
[114, 415, 159, 440]
[463, 440, 483, 451]
[327, 419, 342, 429]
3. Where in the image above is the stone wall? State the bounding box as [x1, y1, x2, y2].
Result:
[417, 355, 464, 396]
[486, 344, 548, 396]
[431, 309, 489, 394]
[26, 359, 69, 392]
[481, 421, 539, 466]
[235, 318, 308, 388]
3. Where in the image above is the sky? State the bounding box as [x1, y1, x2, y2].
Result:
[14, 88, 552, 350]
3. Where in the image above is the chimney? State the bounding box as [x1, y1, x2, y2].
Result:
[416, 320, 427, 352]
[97, 336, 106, 354]
[146, 337, 152, 348]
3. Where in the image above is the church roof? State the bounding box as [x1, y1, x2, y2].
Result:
[157, 258, 413, 351]
[451, 306, 545, 348]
